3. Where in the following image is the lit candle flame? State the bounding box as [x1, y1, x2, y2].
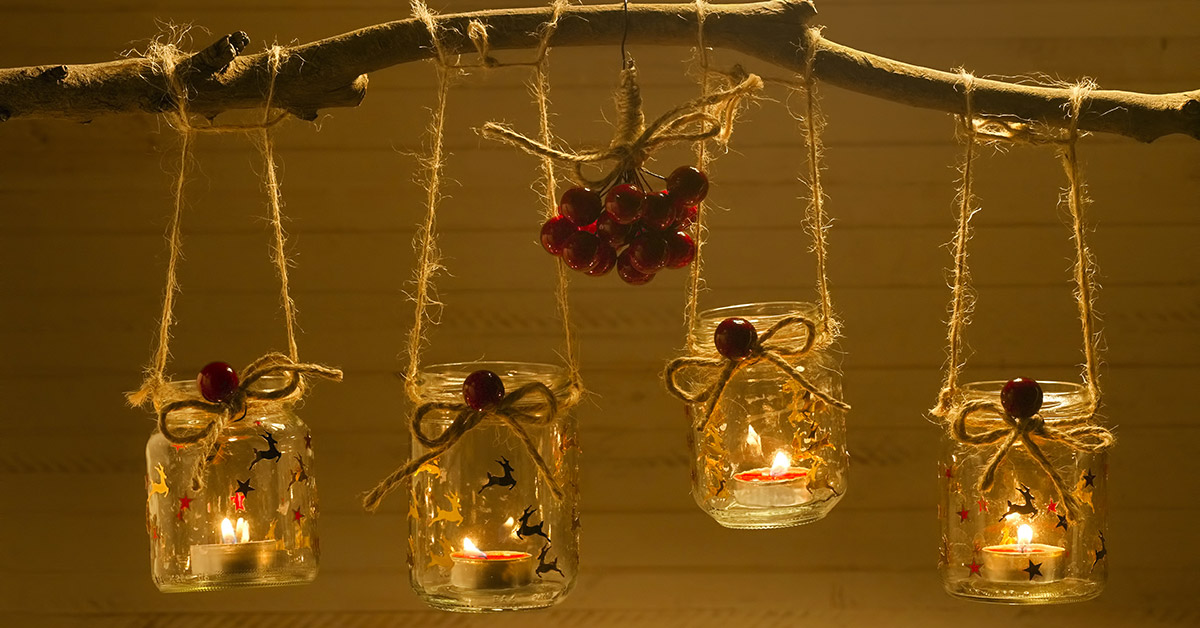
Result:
[221, 517, 251, 543]
[746, 425, 763, 456]
[769, 451, 791, 478]
[220, 518, 236, 544]
[236, 517, 250, 544]
[461, 537, 487, 559]
[1017, 523, 1033, 551]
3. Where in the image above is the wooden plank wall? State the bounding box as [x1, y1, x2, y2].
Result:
[1, 0, 1197, 626]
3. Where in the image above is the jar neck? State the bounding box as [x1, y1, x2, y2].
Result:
[417, 361, 571, 404]
[959, 380, 1093, 418]
[691, 301, 825, 352]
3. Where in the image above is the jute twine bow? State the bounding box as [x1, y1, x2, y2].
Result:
[155, 353, 342, 489]
[665, 316, 850, 434]
[480, 65, 763, 190]
[363, 382, 563, 511]
[950, 399, 1113, 520]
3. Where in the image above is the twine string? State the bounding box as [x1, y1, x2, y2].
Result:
[952, 399, 1113, 520]
[935, 76, 1113, 516]
[684, 0, 712, 352]
[363, 382, 564, 511]
[799, 26, 837, 340]
[665, 316, 851, 433]
[480, 70, 763, 190]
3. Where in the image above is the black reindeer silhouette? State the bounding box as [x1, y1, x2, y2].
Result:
[248, 432, 282, 470]
[516, 505, 549, 541]
[1093, 532, 1107, 568]
[536, 544, 564, 578]
[479, 457, 517, 493]
[998, 484, 1038, 521]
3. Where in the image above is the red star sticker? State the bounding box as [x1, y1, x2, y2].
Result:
[944, 467, 954, 479]
[231, 492, 247, 511]
[293, 508, 305, 522]
[179, 495, 193, 511]
[1047, 499, 1059, 513]
[958, 507, 970, 522]
[976, 498, 988, 513]
[968, 560, 982, 576]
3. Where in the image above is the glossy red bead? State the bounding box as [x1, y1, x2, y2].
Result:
[561, 231, 602, 271]
[198, 362, 239, 403]
[540, 215, 577, 256]
[673, 204, 698, 229]
[587, 242, 618, 276]
[463, 370, 505, 410]
[605, 183, 644, 224]
[595, 212, 634, 248]
[1001, 377, 1043, 419]
[559, 187, 604, 227]
[628, 232, 668, 273]
[714, 318, 757, 359]
[640, 191, 675, 231]
[666, 166, 709, 205]
[664, 231, 696, 269]
[617, 250, 655, 285]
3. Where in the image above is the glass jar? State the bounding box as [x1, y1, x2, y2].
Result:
[145, 375, 319, 592]
[685, 301, 849, 529]
[939, 381, 1108, 604]
[408, 362, 580, 612]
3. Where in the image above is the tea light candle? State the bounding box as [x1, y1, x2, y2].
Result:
[450, 538, 534, 590]
[189, 517, 285, 577]
[732, 451, 812, 507]
[981, 524, 1065, 583]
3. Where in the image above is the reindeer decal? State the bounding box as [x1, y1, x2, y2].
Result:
[516, 505, 549, 541]
[1093, 532, 1107, 569]
[998, 484, 1038, 521]
[479, 457, 517, 493]
[431, 490, 464, 526]
[248, 432, 282, 470]
[148, 463, 169, 500]
[536, 544, 564, 578]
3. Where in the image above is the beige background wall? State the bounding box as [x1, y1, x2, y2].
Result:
[1, 1, 1197, 626]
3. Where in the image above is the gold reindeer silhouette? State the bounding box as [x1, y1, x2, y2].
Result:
[148, 463, 169, 501]
[431, 490, 464, 526]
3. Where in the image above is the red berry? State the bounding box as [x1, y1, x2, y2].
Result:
[605, 183, 644, 224]
[559, 187, 603, 227]
[628, 232, 668, 273]
[198, 362, 239, 403]
[463, 370, 505, 410]
[674, 204, 698, 229]
[714, 318, 757, 359]
[664, 231, 696, 269]
[561, 231, 602, 271]
[1001, 377, 1043, 419]
[640, 191, 675, 231]
[617, 250, 655, 285]
[540, 216, 577, 256]
[595, 212, 633, 248]
[666, 166, 709, 205]
[587, 242, 618, 276]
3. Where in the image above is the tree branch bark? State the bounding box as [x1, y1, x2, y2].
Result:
[0, 0, 1196, 142]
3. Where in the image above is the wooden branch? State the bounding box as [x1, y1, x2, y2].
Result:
[0, 0, 1197, 141]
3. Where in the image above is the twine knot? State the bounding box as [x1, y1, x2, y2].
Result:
[364, 381, 565, 512]
[480, 65, 763, 190]
[665, 316, 850, 434]
[950, 398, 1114, 520]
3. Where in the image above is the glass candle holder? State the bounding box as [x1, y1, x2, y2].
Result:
[939, 381, 1108, 604]
[408, 362, 580, 613]
[684, 302, 849, 529]
[145, 375, 319, 592]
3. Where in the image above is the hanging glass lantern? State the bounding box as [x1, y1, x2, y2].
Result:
[668, 301, 850, 529]
[145, 373, 319, 592]
[939, 379, 1111, 604]
[407, 362, 580, 612]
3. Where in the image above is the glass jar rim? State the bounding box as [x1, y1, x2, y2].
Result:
[959, 380, 1093, 416]
[698, 301, 820, 321]
[692, 301, 823, 348]
[161, 373, 295, 402]
[418, 361, 572, 402]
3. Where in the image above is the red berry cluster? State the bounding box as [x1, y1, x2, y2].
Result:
[539, 165, 708, 285]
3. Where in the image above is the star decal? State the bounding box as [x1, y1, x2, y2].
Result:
[976, 498, 989, 513]
[968, 559, 982, 576]
[943, 466, 954, 479]
[1056, 514, 1069, 531]
[1083, 469, 1096, 488]
[231, 491, 247, 511]
[1023, 560, 1043, 580]
[1047, 499, 1058, 513]
[958, 506, 970, 522]
[293, 508, 305, 523]
[179, 495, 193, 511]
[235, 478, 255, 495]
